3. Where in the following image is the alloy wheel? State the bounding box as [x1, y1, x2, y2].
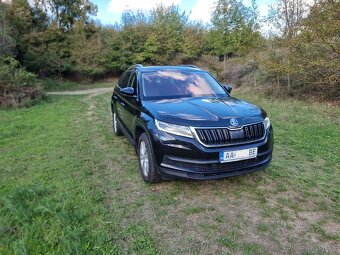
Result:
[139, 141, 149, 177]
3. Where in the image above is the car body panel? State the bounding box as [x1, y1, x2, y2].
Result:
[142, 96, 265, 127]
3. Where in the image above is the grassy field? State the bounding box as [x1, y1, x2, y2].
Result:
[41, 78, 117, 92]
[0, 89, 339, 254]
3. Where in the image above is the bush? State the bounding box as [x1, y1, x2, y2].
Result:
[0, 57, 43, 108]
[0, 57, 37, 87]
[194, 55, 223, 80]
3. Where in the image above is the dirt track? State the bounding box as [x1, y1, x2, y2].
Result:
[46, 87, 112, 95]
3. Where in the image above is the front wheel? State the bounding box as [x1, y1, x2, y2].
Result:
[138, 133, 161, 183]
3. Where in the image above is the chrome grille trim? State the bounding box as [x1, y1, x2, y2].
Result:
[190, 122, 267, 148]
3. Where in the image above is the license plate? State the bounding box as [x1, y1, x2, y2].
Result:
[219, 147, 258, 163]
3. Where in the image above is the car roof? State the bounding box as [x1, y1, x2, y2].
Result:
[128, 65, 205, 72]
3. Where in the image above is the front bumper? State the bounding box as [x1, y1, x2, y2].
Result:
[149, 124, 274, 180]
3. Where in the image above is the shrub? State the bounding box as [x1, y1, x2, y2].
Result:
[0, 57, 43, 108]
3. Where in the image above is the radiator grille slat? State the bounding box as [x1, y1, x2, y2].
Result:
[195, 123, 265, 147]
[216, 129, 224, 144]
[222, 129, 229, 142]
[254, 124, 258, 137]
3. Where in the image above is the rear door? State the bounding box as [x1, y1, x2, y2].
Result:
[115, 70, 131, 129]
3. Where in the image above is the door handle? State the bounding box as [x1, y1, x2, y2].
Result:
[120, 102, 125, 107]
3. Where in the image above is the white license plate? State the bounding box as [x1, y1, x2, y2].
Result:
[219, 147, 258, 163]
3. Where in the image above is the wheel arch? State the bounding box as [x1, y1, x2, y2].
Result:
[135, 125, 146, 145]
[134, 113, 154, 145]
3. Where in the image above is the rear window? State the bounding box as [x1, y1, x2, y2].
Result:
[141, 70, 226, 100]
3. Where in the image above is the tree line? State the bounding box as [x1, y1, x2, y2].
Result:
[0, 0, 339, 101]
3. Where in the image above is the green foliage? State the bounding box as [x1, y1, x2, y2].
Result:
[209, 0, 260, 56]
[23, 26, 72, 76]
[138, 33, 162, 64]
[259, 0, 340, 98]
[0, 57, 38, 88]
[108, 5, 193, 69]
[1, 0, 262, 79]
[181, 22, 206, 61]
[111, 11, 151, 70]
[0, 56, 42, 108]
[0, 2, 16, 57]
[33, 0, 97, 30]
[9, 0, 34, 35]
[69, 22, 109, 78]
[1, 0, 338, 99]
[149, 5, 188, 63]
[5, 0, 98, 77]
[293, 0, 340, 92]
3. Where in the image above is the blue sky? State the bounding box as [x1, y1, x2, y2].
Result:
[92, 0, 276, 26]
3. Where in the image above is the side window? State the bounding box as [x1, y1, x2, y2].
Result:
[117, 72, 125, 87]
[119, 71, 131, 88]
[129, 72, 137, 93]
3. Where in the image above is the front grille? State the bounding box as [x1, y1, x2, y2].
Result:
[194, 122, 265, 147]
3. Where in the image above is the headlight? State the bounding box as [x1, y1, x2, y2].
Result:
[155, 119, 193, 138]
[264, 117, 271, 129]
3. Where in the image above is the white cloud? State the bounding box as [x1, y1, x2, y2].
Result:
[108, 0, 182, 13]
[241, 0, 271, 17]
[190, 0, 215, 23]
[258, 4, 270, 17]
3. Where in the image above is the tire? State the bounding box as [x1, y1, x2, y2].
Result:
[137, 133, 161, 183]
[112, 111, 122, 136]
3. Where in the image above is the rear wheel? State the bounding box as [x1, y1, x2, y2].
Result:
[138, 133, 161, 183]
[112, 111, 122, 136]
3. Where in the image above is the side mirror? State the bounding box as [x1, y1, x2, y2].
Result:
[120, 87, 136, 97]
[222, 84, 233, 94]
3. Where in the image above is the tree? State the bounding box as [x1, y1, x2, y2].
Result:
[8, 0, 36, 65]
[0, 2, 16, 57]
[267, 0, 308, 93]
[0, 56, 38, 88]
[138, 33, 162, 64]
[6, 0, 99, 77]
[268, 0, 308, 39]
[149, 4, 188, 63]
[210, 0, 260, 71]
[69, 22, 110, 78]
[181, 22, 206, 62]
[23, 25, 71, 77]
[10, 0, 33, 35]
[108, 10, 151, 71]
[292, 0, 340, 96]
[33, 0, 97, 30]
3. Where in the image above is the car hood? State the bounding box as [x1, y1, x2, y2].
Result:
[142, 96, 266, 127]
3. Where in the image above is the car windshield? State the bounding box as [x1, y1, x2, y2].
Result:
[141, 70, 227, 100]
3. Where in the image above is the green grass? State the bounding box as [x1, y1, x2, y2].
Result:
[41, 78, 117, 92]
[0, 97, 119, 254]
[0, 89, 339, 254]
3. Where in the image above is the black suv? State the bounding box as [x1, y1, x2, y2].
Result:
[111, 65, 274, 183]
